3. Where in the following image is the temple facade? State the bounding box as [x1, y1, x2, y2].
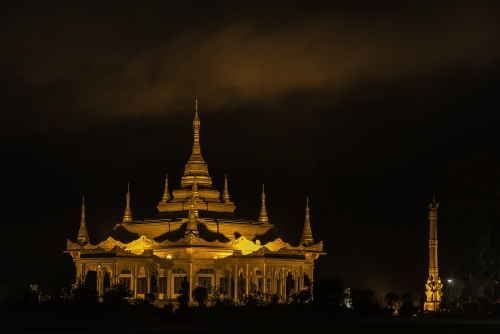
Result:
[66, 102, 325, 303]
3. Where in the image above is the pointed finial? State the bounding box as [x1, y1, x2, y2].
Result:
[161, 173, 171, 203]
[76, 196, 90, 245]
[194, 99, 200, 123]
[123, 183, 133, 223]
[222, 173, 230, 202]
[429, 193, 440, 211]
[300, 197, 314, 247]
[258, 183, 269, 223]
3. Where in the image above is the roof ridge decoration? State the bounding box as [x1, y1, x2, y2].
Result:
[76, 196, 90, 245]
[98, 236, 127, 250]
[123, 183, 133, 223]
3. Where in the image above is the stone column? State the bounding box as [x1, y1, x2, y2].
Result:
[189, 263, 194, 303]
[214, 268, 219, 291]
[310, 268, 314, 301]
[133, 263, 137, 299]
[147, 262, 151, 294]
[97, 268, 103, 295]
[233, 264, 238, 301]
[167, 268, 172, 300]
[228, 270, 232, 299]
[245, 264, 249, 295]
[262, 263, 267, 293]
[281, 272, 286, 298]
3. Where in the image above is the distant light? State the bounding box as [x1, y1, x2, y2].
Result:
[213, 256, 218, 259]
[448, 279, 452, 283]
[167, 255, 172, 260]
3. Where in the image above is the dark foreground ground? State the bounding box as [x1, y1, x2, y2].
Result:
[1, 315, 499, 334]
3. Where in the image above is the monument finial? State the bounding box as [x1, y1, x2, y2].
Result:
[258, 183, 269, 223]
[76, 196, 90, 245]
[161, 173, 171, 203]
[429, 193, 440, 211]
[222, 173, 230, 202]
[300, 197, 314, 246]
[123, 183, 133, 223]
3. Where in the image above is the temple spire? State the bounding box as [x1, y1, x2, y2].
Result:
[189, 99, 203, 163]
[222, 173, 230, 202]
[122, 183, 133, 223]
[300, 197, 314, 246]
[160, 173, 171, 203]
[76, 196, 90, 245]
[258, 183, 269, 223]
[181, 100, 212, 188]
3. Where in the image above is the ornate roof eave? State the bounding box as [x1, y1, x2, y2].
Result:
[228, 246, 306, 259]
[66, 241, 152, 258]
[68, 235, 324, 253]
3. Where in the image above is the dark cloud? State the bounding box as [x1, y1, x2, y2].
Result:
[1, 1, 499, 130]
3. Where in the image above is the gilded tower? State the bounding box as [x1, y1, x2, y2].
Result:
[424, 194, 443, 311]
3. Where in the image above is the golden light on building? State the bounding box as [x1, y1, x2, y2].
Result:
[65, 101, 325, 302]
[424, 194, 443, 311]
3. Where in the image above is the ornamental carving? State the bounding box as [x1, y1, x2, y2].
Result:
[126, 235, 158, 249]
[264, 238, 294, 252]
[67, 240, 81, 250]
[98, 236, 127, 251]
[305, 241, 323, 252]
[172, 264, 189, 272]
[193, 264, 214, 272]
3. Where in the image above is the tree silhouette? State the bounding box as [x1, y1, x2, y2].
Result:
[384, 292, 399, 310]
[101, 282, 133, 305]
[192, 286, 208, 307]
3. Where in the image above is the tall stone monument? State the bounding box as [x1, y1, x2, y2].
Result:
[424, 194, 443, 311]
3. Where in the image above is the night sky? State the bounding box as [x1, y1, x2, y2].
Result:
[1, 1, 500, 301]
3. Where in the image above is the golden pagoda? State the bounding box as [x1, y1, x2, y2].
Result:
[424, 194, 443, 311]
[66, 101, 325, 302]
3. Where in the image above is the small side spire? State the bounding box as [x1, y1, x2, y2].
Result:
[258, 183, 269, 223]
[76, 196, 90, 245]
[300, 197, 314, 247]
[160, 173, 171, 203]
[123, 183, 133, 223]
[222, 173, 230, 202]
